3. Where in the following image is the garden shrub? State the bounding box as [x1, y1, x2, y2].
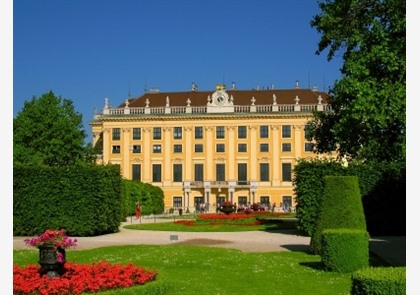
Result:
[350, 266, 406, 295]
[321, 228, 369, 273]
[309, 176, 366, 255]
[13, 164, 123, 236]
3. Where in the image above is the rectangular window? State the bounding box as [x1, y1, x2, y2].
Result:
[260, 163, 269, 181]
[282, 163, 292, 182]
[216, 143, 225, 152]
[304, 142, 314, 152]
[132, 164, 141, 181]
[238, 143, 247, 152]
[173, 197, 182, 208]
[195, 144, 203, 153]
[132, 145, 141, 153]
[195, 127, 203, 139]
[153, 145, 162, 153]
[238, 196, 247, 206]
[133, 128, 141, 140]
[173, 164, 182, 182]
[112, 128, 121, 140]
[173, 127, 182, 139]
[238, 126, 247, 139]
[260, 125, 269, 138]
[112, 145, 120, 154]
[282, 125, 291, 138]
[260, 143, 269, 152]
[173, 144, 182, 153]
[216, 164, 225, 181]
[282, 196, 292, 212]
[153, 127, 162, 140]
[282, 143, 292, 152]
[238, 163, 247, 185]
[152, 164, 162, 182]
[194, 164, 204, 182]
[216, 126, 225, 139]
[304, 124, 312, 140]
[260, 196, 270, 205]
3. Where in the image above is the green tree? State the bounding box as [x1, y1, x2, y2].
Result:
[14, 91, 88, 166]
[308, 0, 405, 163]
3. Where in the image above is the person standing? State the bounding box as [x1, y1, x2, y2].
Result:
[135, 202, 141, 219]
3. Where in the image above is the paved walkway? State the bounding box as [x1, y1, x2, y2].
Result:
[13, 215, 405, 266]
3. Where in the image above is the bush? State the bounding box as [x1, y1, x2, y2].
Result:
[321, 228, 369, 273]
[309, 176, 366, 254]
[350, 267, 406, 295]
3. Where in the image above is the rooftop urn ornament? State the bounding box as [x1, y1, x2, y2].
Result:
[166, 96, 170, 107]
[186, 98, 191, 106]
[273, 94, 277, 105]
[318, 95, 323, 104]
[145, 98, 150, 107]
[251, 97, 256, 106]
[125, 99, 129, 108]
[294, 95, 300, 105]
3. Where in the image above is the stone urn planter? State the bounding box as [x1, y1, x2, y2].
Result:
[38, 246, 66, 277]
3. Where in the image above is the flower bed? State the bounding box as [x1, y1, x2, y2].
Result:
[13, 261, 157, 295]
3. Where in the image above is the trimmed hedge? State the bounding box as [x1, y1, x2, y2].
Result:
[293, 158, 405, 236]
[13, 164, 123, 236]
[309, 176, 366, 254]
[350, 267, 406, 295]
[321, 228, 369, 273]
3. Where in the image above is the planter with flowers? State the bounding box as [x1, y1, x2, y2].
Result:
[24, 229, 78, 278]
[219, 201, 236, 215]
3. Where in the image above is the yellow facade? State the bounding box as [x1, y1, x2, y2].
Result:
[90, 85, 330, 212]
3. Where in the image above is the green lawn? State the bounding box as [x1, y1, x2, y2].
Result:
[14, 245, 354, 295]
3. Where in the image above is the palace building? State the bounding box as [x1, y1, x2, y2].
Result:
[89, 82, 331, 212]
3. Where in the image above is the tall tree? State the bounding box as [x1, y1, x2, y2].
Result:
[14, 91, 88, 166]
[308, 0, 405, 163]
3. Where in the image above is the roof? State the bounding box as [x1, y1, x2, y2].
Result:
[117, 88, 329, 108]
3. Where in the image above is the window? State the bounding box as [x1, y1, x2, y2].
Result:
[304, 124, 312, 139]
[282, 163, 292, 182]
[260, 196, 270, 205]
[238, 196, 247, 206]
[173, 164, 182, 182]
[238, 143, 247, 152]
[216, 126, 225, 139]
[194, 164, 204, 182]
[153, 145, 162, 153]
[173, 197, 182, 208]
[282, 143, 291, 152]
[152, 164, 162, 182]
[216, 164, 225, 181]
[195, 127, 203, 139]
[260, 125, 269, 138]
[153, 127, 161, 140]
[112, 145, 120, 154]
[173, 144, 182, 153]
[132, 164, 141, 181]
[238, 163, 247, 185]
[112, 128, 121, 140]
[282, 196, 292, 212]
[260, 143, 269, 152]
[260, 163, 269, 181]
[133, 128, 141, 140]
[173, 127, 182, 139]
[282, 125, 291, 138]
[238, 126, 247, 139]
[305, 142, 314, 152]
[132, 145, 141, 153]
[195, 144, 203, 153]
[216, 143, 225, 152]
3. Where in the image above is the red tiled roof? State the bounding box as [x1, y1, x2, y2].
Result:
[117, 88, 329, 108]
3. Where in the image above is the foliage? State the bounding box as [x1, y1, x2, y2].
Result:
[13, 91, 90, 166]
[308, 0, 406, 163]
[309, 176, 367, 255]
[13, 261, 157, 295]
[350, 266, 406, 295]
[321, 228, 369, 273]
[13, 164, 123, 236]
[293, 158, 405, 236]
[14, 245, 355, 294]
[121, 179, 164, 217]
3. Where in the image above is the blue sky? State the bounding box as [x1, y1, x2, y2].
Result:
[13, 0, 343, 143]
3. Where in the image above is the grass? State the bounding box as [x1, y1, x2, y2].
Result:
[14, 245, 355, 295]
